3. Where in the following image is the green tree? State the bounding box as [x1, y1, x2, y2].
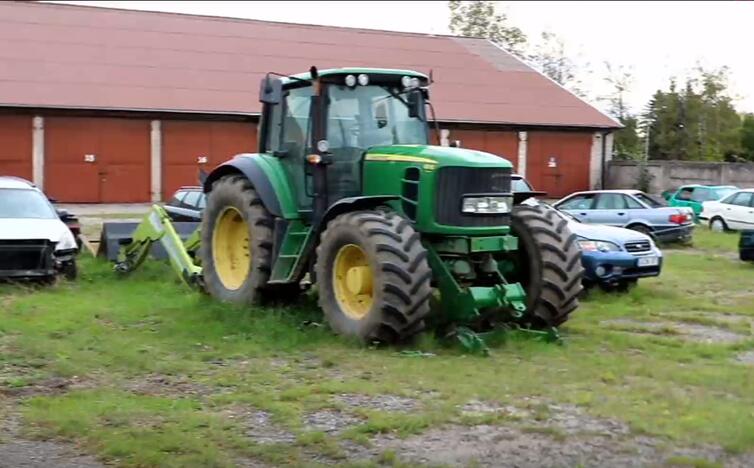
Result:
[643, 67, 742, 161]
[740, 114, 754, 160]
[448, 1, 527, 56]
[601, 63, 641, 159]
[529, 31, 585, 96]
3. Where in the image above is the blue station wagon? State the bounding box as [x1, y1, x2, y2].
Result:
[554, 190, 694, 243]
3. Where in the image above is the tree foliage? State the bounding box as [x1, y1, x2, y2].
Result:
[601, 62, 642, 159]
[448, 1, 527, 56]
[528, 31, 585, 96]
[741, 114, 754, 161]
[643, 67, 742, 161]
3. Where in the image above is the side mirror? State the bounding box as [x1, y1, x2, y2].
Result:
[407, 88, 423, 119]
[259, 75, 283, 105]
[56, 208, 70, 219]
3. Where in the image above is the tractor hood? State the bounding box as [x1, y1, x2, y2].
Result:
[365, 145, 514, 168]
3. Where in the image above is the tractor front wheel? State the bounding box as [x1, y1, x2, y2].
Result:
[315, 210, 432, 344]
[511, 203, 584, 328]
[201, 175, 274, 305]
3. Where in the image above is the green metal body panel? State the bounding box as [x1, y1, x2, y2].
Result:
[424, 242, 526, 324]
[362, 145, 514, 235]
[253, 153, 301, 220]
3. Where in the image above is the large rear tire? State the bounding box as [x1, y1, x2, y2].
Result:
[511, 203, 583, 328]
[315, 210, 432, 344]
[201, 175, 274, 305]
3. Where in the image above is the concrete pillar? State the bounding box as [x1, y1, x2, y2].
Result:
[589, 132, 602, 189]
[150, 120, 162, 202]
[440, 129, 450, 147]
[32, 116, 44, 189]
[517, 131, 527, 177]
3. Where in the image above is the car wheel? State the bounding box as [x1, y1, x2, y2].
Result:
[628, 224, 653, 237]
[710, 217, 727, 233]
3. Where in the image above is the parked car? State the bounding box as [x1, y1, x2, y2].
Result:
[0, 176, 78, 280]
[554, 189, 694, 243]
[663, 184, 738, 219]
[556, 209, 662, 290]
[700, 189, 754, 232]
[741, 230, 754, 262]
[164, 186, 206, 222]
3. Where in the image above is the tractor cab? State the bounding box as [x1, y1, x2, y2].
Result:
[258, 68, 431, 219]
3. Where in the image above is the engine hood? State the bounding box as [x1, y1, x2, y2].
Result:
[568, 220, 651, 244]
[0, 218, 76, 249]
[365, 145, 514, 168]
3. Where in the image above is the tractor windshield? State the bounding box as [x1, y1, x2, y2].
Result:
[326, 84, 428, 150]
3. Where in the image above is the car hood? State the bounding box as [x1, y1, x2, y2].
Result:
[0, 218, 75, 247]
[568, 220, 651, 244]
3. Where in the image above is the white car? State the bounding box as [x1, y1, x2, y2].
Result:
[701, 188, 754, 232]
[0, 176, 78, 280]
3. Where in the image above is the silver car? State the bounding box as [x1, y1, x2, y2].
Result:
[554, 190, 694, 243]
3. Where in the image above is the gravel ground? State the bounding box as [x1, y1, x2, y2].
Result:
[601, 318, 748, 344]
[333, 393, 419, 412]
[303, 409, 362, 435]
[735, 350, 754, 365]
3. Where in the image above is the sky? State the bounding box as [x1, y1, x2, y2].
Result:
[50, 1, 754, 115]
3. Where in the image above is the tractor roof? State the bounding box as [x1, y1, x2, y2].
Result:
[283, 68, 428, 85]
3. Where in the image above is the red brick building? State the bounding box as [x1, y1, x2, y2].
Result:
[0, 2, 619, 202]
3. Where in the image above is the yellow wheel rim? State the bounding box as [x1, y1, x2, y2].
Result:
[333, 244, 374, 320]
[212, 206, 251, 290]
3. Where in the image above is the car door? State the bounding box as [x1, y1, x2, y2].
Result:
[727, 192, 754, 230]
[589, 193, 629, 226]
[555, 194, 597, 222]
[689, 187, 712, 216]
[672, 186, 695, 211]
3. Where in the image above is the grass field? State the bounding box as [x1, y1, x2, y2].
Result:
[1, 229, 753, 467]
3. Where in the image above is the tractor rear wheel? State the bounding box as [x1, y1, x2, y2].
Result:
[511, 203, 583, 328]
[315, 210, 432, 344]
[201, 175, 274, 305]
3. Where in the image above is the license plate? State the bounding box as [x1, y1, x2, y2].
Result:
[637, 256, 659, 267]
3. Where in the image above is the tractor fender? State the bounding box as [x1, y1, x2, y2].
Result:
[318, 196, 399, 234]
[203, 154, 296, 219]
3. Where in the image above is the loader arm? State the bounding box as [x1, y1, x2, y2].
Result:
[114, 204, 203, 289]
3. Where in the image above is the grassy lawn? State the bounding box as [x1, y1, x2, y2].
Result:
[1, 228, 753, 467]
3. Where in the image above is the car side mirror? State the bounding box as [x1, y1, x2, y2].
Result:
[259, 75, 282, 105]
[56, 208, 70, 219]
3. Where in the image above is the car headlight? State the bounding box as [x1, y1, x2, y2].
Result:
[461, 196, 512, 214]
[578, 240, 620, 252]
[55, 232, 77, 251]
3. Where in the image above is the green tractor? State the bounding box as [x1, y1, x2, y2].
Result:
[118, 67, 583, 346]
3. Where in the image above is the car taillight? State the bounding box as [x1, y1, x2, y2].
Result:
[669, 213, 689, 224]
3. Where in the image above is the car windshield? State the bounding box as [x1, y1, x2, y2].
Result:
[716, 187, 738, 199]
[634, 192, 665, 208]
[0, 188, 57, 219]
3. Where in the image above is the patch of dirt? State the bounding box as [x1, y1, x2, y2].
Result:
[0, 376, 96, 398]
[0, 440, 105, 468]
[303, 409, 362, 434]
[735, 350, 754, 365]
[602, 319, 747, 344]
[333, 394, 419, 412]
[221, 406, 296, 445]
[349, 425, 754, 468]
[123, 373, 221, 399]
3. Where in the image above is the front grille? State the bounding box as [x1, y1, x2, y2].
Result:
[0, 240, 54, 272]
[435, 167, 512, 227]
[625, 241, 651, 254]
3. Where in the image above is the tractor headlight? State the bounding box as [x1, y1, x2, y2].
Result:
[401, 75, 412, 88]
[345, 74, 357, 87]
[461, 196, 512, 214]
[357, 73, 369, 86]
[578, 240, 620, 252]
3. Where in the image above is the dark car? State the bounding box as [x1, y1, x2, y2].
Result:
[741, 230, 754, 262]
[164, 186, 206, 222]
